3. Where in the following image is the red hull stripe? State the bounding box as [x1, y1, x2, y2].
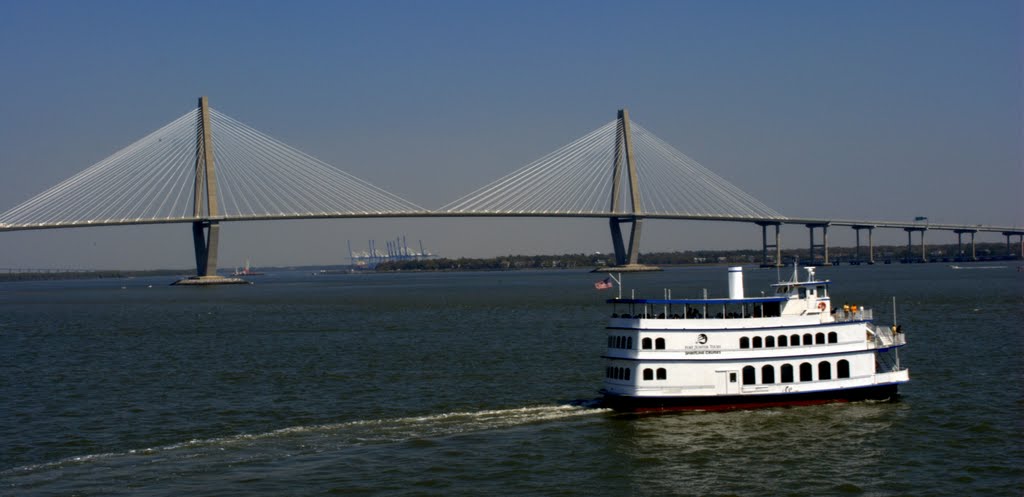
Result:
[602, 384, 899, 412]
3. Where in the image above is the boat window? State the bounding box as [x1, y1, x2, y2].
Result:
[817, 285, 826, 297]
[642, 338, 652, 350]
[776, 285, 789, 294]
[765, 336, 775, 348]
[656, 368, 667, 380]
[799, 287, 807, 299]
[763, 302, 781, 317]
[742, 366, 756, 385]
[791, 334, 800, 346]
[781, 364, 794, 383]
[815, 333, 825, 345]
[799, 362, 813, 381]
[729, 372, 737, 383]
[740, 337, 750, 349]
[655, 338, 666, 350]
[624, 368, 631, 381]
[761, 365, 775, 384]
[827, 332, 837, 344]
[837, 360, 850, 378]
[803, 333, 813, 345]
[778, 335, 788, 347]
[643, 368, 653, 381]
[753, 336, 763, 348]
[627, 337, 633, 349]
[818, 361, 832, 380]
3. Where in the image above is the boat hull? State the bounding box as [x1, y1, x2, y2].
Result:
[601, 383, 899, 412]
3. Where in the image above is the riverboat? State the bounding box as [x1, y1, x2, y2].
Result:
[600, 266, 908, 411]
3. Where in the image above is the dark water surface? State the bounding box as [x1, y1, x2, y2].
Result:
[1, 264, 1021, 496]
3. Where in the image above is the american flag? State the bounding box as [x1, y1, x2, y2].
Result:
[594, 277, 613, 290]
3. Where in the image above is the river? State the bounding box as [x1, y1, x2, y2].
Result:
[1, 264, 1021, 495]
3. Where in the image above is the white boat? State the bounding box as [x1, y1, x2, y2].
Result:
[600, 266, 908, 411]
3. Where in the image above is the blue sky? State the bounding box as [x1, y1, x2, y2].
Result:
[0, 1, 1020, 269]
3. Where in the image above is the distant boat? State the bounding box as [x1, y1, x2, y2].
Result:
[232, 258, 264, 276]
[949, 265, 1006, 270]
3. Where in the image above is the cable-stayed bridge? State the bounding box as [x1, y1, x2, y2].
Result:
[1, 97, 1020, 281]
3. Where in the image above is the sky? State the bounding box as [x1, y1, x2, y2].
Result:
[0, 0, 1020, 270]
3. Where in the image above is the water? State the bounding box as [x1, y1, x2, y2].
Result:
[1, 264, 1021, 496]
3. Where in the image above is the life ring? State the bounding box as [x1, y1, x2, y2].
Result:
[817, 302, 826, 311]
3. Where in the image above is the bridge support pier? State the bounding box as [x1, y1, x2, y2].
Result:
[1003, 231, 1024, 259]
[851, 225, 875, 264]
[806, 223, 829, 265]
[192, 221, 220, 277]
[609, 217, 643, 266]
[954, 229, 977, 261]
[757, 221, 781, 267]
[903, 227, 927, 263]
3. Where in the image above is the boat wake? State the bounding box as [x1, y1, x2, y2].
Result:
[3, 403, 610, 480]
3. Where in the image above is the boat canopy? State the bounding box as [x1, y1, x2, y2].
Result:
[770, 280, 831, 289]
[607, 296, 787, 306]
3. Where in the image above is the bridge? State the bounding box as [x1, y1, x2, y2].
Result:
[1, 97, 1020, 282]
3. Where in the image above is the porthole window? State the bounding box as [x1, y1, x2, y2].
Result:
[815, 333, 825, 345]
[803, 333, 813, 345]
[791, 334, 801, 346]
[627, 337, 633, 349]
[765, 336, 775, 348]
[837, 360, 850, 378]
[742, 366, 756, 385]
[761, 365, 775, 384]
[827, 332, 838, 344]
[799, 362, 813, 381]
[642, 338, 652, 350]
[656, 368, 667, 380]
[643, 368, 653, 380]
[624, 368, 631, 381]
[778, 335, 788, 347]
[753, 336, 763, 348]
[740, 337, 750, 349]
[655, 338, 666, 350]
[818, 361, 832, 380]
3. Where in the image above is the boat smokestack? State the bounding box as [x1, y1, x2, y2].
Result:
[728, 266, 744, 299]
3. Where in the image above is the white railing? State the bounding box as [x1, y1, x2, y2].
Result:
[868, 324, 906, 348]
[834, 308, 873, 322]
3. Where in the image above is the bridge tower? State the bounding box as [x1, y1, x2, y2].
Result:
[605, 109, 659, 271]
[174, 96, 242, 285]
